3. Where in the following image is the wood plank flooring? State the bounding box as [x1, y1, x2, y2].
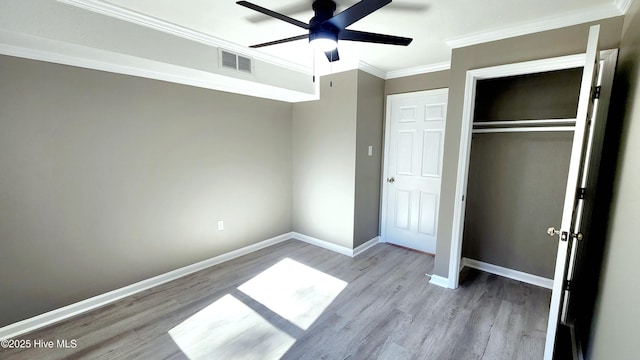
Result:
[0, 240, 550, 359]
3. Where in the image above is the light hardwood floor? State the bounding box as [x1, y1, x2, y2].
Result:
[1, 240, 550, 359]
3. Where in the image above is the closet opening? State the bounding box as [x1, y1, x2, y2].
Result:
[449, 42, 618, 360]
[462, 67, 583, 286]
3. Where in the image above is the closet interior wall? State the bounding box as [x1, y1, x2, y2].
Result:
[462, 68, 583, 279]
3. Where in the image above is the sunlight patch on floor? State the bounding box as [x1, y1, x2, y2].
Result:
[169, 258, 348, 359]
[238, 258, 348, 330]
[168, 294, 296, 360]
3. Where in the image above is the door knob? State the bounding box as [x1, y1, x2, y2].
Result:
[387, 177, 395, 183]
[547, 227, 560, 237]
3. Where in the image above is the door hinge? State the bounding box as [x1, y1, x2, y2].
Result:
[593, 86, 602, 100]
[577, 187, 587, 200]
[564, 279, 573, 291]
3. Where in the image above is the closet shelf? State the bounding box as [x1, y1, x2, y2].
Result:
[472, 126, 575, 134]
[473, 119, 576, 127]
[472, 118, 577, 133]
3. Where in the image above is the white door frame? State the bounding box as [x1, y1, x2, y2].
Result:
[448, 49, 618, 288]
[380, 88, 449, 246]
[448, 48, 617, 358]
[448, 53, 586, 290]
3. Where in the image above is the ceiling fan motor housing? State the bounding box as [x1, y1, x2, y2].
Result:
[310, 0, 339, 44]
[311, 0, 336, 22]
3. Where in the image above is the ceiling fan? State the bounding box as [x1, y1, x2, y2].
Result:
[237, 0, 413, 62]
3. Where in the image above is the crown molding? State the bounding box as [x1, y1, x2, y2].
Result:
[358, 61, 387, 79]
[308, 58, 386, 79]
[323, 60, 451, 80]
[615, 0, 634, 13]
[0, 30, 318, 103]
[385, 61, 451, 79]
[56, 0, 312, 75]
[445, 3, 623, 49]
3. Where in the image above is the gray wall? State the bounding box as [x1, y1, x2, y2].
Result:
[463, 69, 580, 278]
[433, 17, 625, 278]
[384, 70, 450, 96]
[0, 55, 293, 326]
[292, 71, 359, 248]
[473, 68, 583, 121]
[589, 2, 640, 359]
[463, 132, 572, 278]
[354, 71, 385, 248]
[292, 70, 385, 249]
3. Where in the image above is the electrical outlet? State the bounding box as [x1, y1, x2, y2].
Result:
[368, 146, 373, 156]
[217, 220, 224, 231]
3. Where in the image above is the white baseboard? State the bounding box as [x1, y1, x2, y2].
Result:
[462, 258, 554, 289]
[0, 233, 291, 340]
[292, 233, 380, 258]
[353, 237, 380, 257]
[429, 274, 451, 288]
[291, 232, 354, 257]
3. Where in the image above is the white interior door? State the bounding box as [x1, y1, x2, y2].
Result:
[543, 25, 601, 360]
[382, 89, 448, 254]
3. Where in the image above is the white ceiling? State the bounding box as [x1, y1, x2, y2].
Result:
[75, 0, 631, 74]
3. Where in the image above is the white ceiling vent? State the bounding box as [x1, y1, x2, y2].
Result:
[219, 49, 253, 75]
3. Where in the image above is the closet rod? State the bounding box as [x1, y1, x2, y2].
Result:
[472, 126, 575, 134]
[473, 119, 576, 127]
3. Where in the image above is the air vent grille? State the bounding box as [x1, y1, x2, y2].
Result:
[237, 56, 252, 73]
[220, 50, 253, 75]
[221, 51, 237, 69]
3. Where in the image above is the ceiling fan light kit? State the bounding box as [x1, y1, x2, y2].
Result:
[309, 30, 339, 51]
[309, 0, 339, 51]
[237, 0, 413, 62]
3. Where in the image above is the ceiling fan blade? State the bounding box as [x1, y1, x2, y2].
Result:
[385, 3, 429, 12]
[246, 3, 310, 23]
[249, 34, 309, 48]
[248, 2, 428, 24]
[325, 48, 340, 62]
[339, 29, 412, 45]
[327, 0, 391, 29]
[237, 1, 309, 29]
